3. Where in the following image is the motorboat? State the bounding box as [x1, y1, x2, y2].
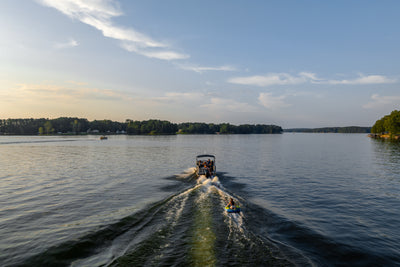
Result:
[196, 154, 216, 177]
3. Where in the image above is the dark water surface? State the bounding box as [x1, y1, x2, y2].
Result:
[0, 134, 399, 266]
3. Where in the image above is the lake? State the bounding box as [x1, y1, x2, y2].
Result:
[0, 134, 399, 266]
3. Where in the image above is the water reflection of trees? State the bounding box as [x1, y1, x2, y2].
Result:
[371, 139, 400, 179]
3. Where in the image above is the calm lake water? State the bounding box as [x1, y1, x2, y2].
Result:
[0, 134, 399, 266]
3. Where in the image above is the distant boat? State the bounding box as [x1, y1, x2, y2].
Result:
[100, 136, 108, 140]
[195, 154, 216, 177]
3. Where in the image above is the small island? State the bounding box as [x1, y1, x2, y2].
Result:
[0, 117, 282, 135]
[370, 110, 400, 140]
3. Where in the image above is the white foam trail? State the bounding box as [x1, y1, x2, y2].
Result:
[202, 178, 212, 186]
[190, 175, 248, 241]
[165, 190, 190, 226]
[175, 167, 196, 179]
[185, 167, 197, 174]
[211, 176, 222, 188]
[211, 176, 219, 183]
[197, 175, 207, 184]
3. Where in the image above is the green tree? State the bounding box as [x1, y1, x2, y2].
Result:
[72, 120, 80, 134]
[386, 110, 400, 136]
[44, 121, 53, 135]
[127, 120, 141, 134]
[371, 110, 400, 139]
[372, 117, 386, 134]
[219, 123, 231, 134]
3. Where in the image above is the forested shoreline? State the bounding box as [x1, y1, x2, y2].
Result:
[370, 110, 400, 140]
[284, 126, 371, 133]
[0, 117, 282, 135]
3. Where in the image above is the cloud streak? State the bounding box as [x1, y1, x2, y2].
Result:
[229, 72, 314, 87]
[258, 92, 290, 110]
[229, 72, 396, 87]
[327, 75, 396, 85]
[154, 92, 205, 103]
[201, 97, 258, 112]
[363, 94, 400, 109]
[151, 92, 257, 112]
[39, 0, 188, 60]
[176, 64, 237, 73]
[14, 82, 132, 102]
[54, 38, 79, 49]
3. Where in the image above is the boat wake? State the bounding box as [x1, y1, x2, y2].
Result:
[19, 170, 310, 266]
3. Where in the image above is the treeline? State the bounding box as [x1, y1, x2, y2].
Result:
[0, 118, 126, 135]
[178, 122, 282, 134]
[0, 117, 282, 135]
[371, 110, 400, 138]
[127, 121, 282, 134]
[284, 126, 371, 133]
[126, 120, 178, 135]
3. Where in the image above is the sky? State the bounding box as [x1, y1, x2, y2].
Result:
[1, 0, 400, 128]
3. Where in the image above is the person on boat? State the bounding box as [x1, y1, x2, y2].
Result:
[202, 162, 207, 176]
[205, 167, 211, 178]
[227, 198, 235, 209]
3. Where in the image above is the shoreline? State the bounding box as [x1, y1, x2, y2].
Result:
[368, 133, 400, 140]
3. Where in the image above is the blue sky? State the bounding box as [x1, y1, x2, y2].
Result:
[1, 0, 399, 128]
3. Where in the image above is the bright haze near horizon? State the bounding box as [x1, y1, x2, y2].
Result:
[1, 0, 399, 128]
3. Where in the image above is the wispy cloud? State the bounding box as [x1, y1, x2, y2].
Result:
[1, 81, 140, 120]
[54, 38, 79, 49]
[201, 97, 258, 112]
[258, 92, 290, 110]
[155, 92, 205, 103]
[229, 72, 396, 87]
[38, 0, 188, 60]
[327, 75, 396, 85]
[121, 43, 188, 60]
[228, 72, 316, 87]
[14, 82, 132, 102]
[151, 91, 257, 112]
[176, 63, 237, 73]
[363, 94, 400, 109]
